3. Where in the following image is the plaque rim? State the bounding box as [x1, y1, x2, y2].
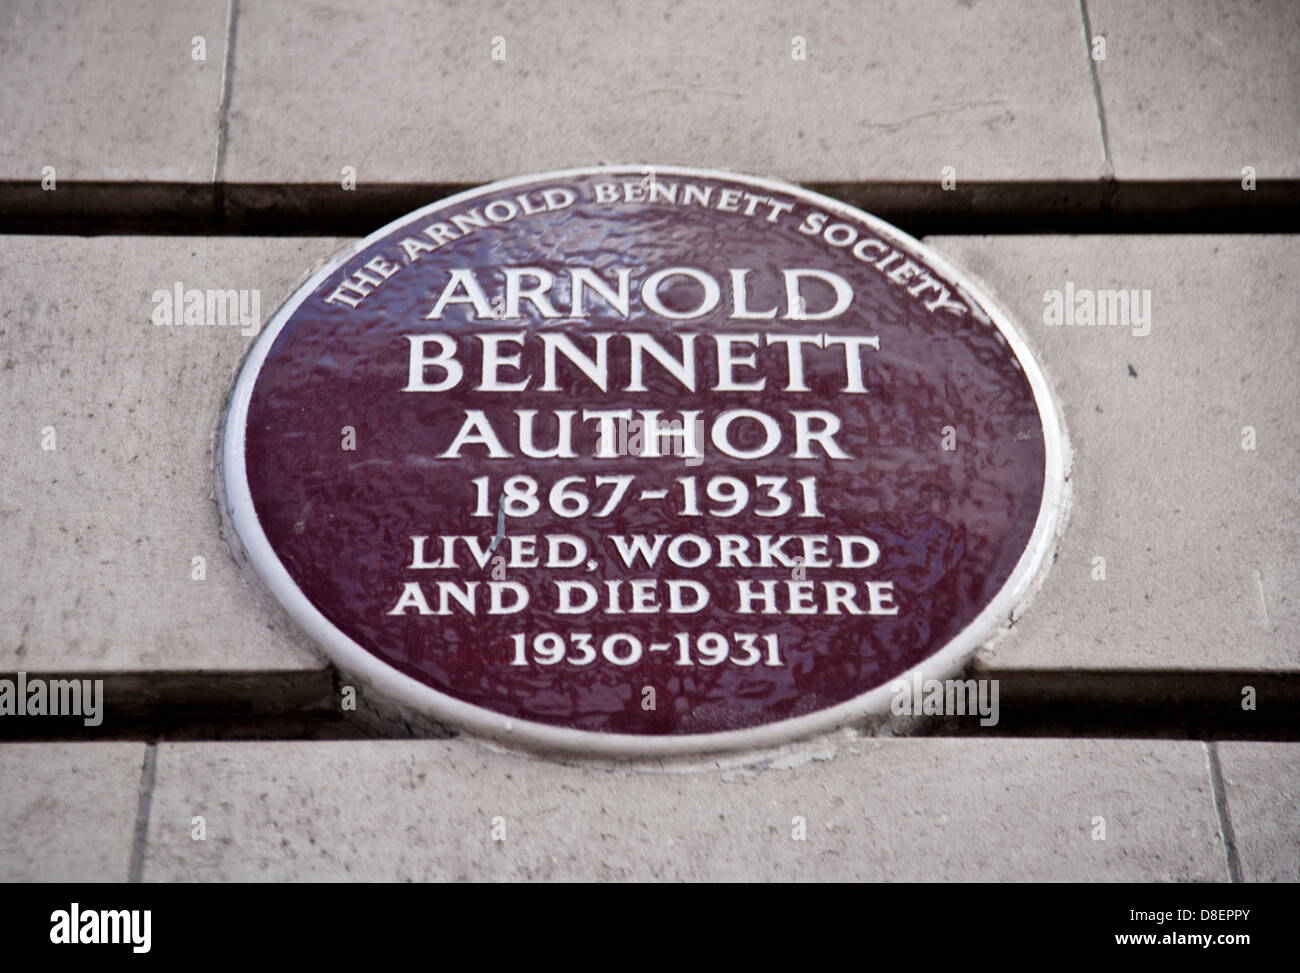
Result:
[217, 164, 1069, 756]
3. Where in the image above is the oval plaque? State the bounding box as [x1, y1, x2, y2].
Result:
[219, 166, 1066, 755]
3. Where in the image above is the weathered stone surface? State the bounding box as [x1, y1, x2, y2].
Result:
[0, 0, 228, 183]
[0, 742, 145, 881]
[1217, 742, 1300, 882]
[222, 0, 1104, 186]
[0, 237, 347, 678]
[1090, 0, 1300, 179]
[142, 737, 1225, 881]
[925, 235, 1299, 674]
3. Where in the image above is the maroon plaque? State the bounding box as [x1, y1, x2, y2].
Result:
[219, 166, 1065, 754]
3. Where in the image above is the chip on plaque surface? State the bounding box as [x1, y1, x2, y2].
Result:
[218, 165, 1067, 754]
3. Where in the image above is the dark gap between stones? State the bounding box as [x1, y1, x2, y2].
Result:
[0, 179, 1296, 236]
[1, 669, 1297, 744]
